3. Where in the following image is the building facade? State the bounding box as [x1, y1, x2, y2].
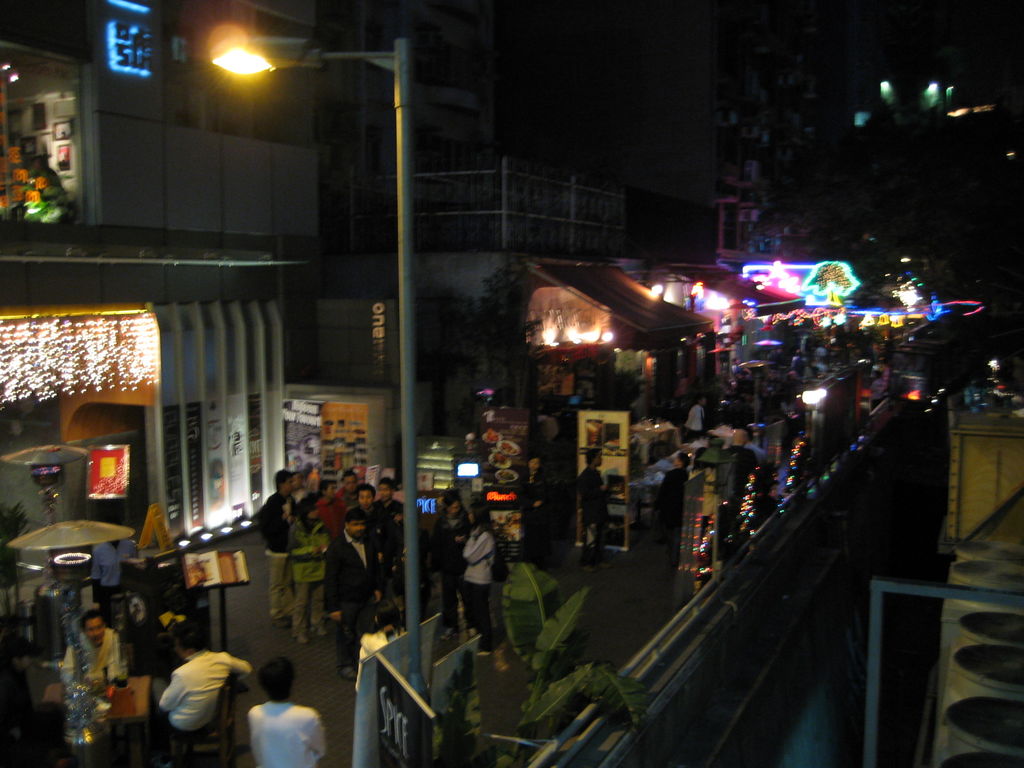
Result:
[1, 0, 319, 537]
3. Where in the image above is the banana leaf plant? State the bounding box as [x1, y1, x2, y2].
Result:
[502, 563, 647, 749]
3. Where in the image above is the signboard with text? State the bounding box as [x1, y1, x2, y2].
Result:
[375, 651, 436, 768]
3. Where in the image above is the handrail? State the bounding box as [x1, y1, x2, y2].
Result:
[529, 389, 898, 768]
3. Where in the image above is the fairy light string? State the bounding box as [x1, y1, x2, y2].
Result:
[0, 313, 159, 403]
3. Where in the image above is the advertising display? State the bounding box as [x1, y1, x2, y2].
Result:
[185, 402, 204, 531]
[283, 399, 323, 476]
[577, 410, 631, 550]
[226, 394, 248, 520]
[321, 402, 370, 481]
[87, 445, 130, 499]
[247, 393, 264, 508]
[480, 408, 529, 560]
[162, 405, 184, 525]
[479, 407, 529, 486]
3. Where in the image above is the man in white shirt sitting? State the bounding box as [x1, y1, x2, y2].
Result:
[248, 656, 325, 768]
[158, 621, 252, 733]
[61, 609, 126, 688]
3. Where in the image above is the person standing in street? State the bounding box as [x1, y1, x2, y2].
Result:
[90, 536, 137, 626]
[577, 449, 610, 571]
[521, 457, 550, 569]
[463, 501, 496, 655]
[259, 469, 299, 628]
[315, 479, 346, 540]
[324, 508, 381, 681]
[338, 470, 359, 511]
[429, 490, 470, 640]
[288, 504, 330, 644]
[374, 477, 403, 520]
[655, 452, 690, 568]
[248, 657, 325, 768]
[684, 395, 707, 442]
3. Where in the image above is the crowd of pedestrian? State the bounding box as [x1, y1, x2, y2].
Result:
[256, 467, 504, 684]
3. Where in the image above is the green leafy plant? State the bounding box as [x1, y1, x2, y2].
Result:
[436, 650, 481, 767]
[0, 502, 29, 617]
[503, 563, 647, 751]
[435, 564, 647, 767]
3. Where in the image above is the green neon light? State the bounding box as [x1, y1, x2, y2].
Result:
[801, 261, 861, 306]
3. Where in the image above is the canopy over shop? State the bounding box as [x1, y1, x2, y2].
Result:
[527, 262, 713, 413]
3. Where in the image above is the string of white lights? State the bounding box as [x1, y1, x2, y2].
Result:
[0, 313, 159, 403]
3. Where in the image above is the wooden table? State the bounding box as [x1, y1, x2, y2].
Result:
[109, 675, 151, 768]
[44, 675, 152, 768]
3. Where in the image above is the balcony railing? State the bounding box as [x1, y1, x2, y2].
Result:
[344, 155, 626, 257]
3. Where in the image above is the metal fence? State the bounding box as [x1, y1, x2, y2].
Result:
[347, 155, 626, 257]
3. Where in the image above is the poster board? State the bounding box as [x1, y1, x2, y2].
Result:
[320, 402, 370, 481]
[88, 444, 130, 499]
[577, 410, 631, 551]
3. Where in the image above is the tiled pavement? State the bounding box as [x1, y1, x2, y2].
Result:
[30, 521, 680, 767]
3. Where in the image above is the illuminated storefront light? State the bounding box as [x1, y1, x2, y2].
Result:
[0, 311, 159, 403]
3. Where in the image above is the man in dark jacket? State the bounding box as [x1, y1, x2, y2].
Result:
[258, 469, 299, 628]
[325, 507, 381, 680]
[428, 491, 470, 640]
[577, 449, 609, 570]
[655, 452, 690, 568]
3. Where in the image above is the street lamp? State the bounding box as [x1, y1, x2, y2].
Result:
[214, 38, 424, 693]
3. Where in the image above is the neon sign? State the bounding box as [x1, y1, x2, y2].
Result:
[801, 261, 860, 306]
[742, 260, 810, 297]
[108, 21, 153, 76]
[415, 497, 438, 515]
[742, 260, 861, 306]
[486, 490, 518, 503]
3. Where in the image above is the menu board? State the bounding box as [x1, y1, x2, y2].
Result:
[489, 507, 524, 562]
[479, 407, 529, 486]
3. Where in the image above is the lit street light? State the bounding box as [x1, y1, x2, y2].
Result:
[214, 37, 424, 696]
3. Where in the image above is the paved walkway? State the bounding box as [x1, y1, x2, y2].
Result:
[29, 520, 679, 766]
[226, 520, 678, 766]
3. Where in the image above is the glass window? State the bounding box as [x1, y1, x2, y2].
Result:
[0, 43, 82, 224]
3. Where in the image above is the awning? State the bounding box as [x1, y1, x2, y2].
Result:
[529, 263, 712, 348]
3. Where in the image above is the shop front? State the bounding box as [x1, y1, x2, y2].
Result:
[527, 261, 713, 418]
[0, 300, 287, 546]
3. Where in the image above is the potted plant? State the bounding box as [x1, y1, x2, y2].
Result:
[0, 502, 29, 623]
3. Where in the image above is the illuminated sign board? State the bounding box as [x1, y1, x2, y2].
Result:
[107, 0, 153, 78]
[485, 490, 518, 504]
[742, 260, 861, 307]
[416, 497, 438, 515]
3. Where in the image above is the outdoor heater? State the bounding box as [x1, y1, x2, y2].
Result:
[9, 519, 135, 768]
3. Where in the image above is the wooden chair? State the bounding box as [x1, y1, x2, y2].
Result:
[169, 674, 238, 768]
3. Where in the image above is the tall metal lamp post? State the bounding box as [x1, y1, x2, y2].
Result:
[213, 38, 424, 692]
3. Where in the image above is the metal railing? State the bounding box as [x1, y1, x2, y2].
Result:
[528, 387, 899, 767]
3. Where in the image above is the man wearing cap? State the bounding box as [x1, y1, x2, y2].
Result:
[259, 469, 301, 628]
